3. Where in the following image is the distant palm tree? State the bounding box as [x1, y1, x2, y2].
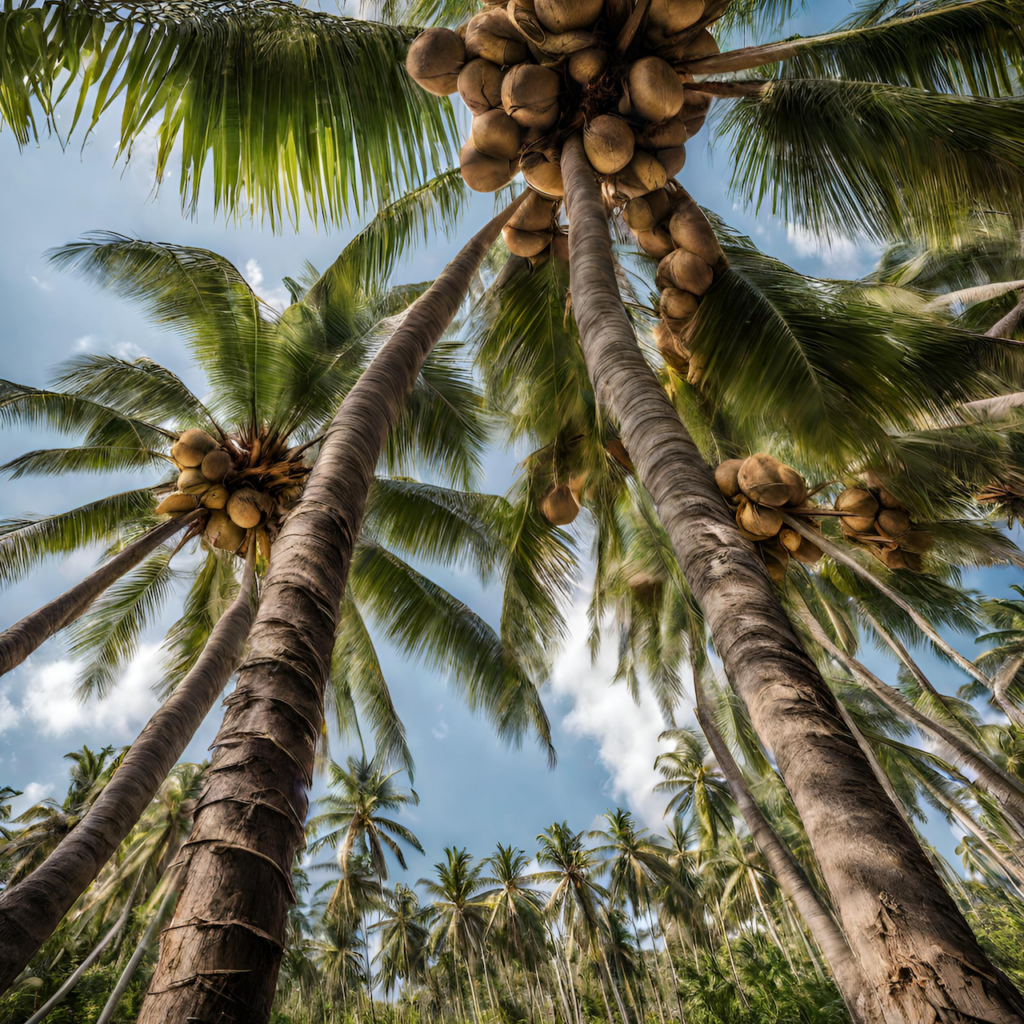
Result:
[374, 883, 431, 996]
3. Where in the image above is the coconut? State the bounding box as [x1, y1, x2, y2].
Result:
[761, 543, 790, 583]
[661, 287, 700, 320]
[714, 459, 744, 500]
[657, 146, 687, 178]
[406, 28, 465, 95]
[644, 113, 692, 150]
[583, 115, 634, 175]
[206, 510, 246, 553]
[460, 141, 515, 192]
[654, 321, 690, 374]
[623, 189, 674, 232]
[737, 453, 792, 507]
[540, 483, 579, 526]
[503, 225, 553, 257]
[177, 467, 210, 495]
[634, 228, 674, 259]
[458, 58, 504, 114]
[779, 464, 807, 506]
[501, 64, 560, 129]
[617, 151, 668, 198]
[508, 189, 556, 232]
[628, 57, 684, 124]
[471, 108, 522, 160]
[534, 0, 601, 32]
[200, 449, 232, 483]
[835, 488, 878, 531]
[551, 230, 570, 263]
[465, 9, 529, 65]
[680, 28, 719, 59]
[647, 0, 704, 34]
[656, 248, 714, 295]
[202, 484, 229, 510]
[227, 488, 264, 529]
[877, 509, 911, 539]
[870, 545, 908, 571]
[898, 530, 933, 555]
[736, 498, 783, 540]
[568, 47, 607, 84]
[521, 153, 564, 197]
[170, 442, 206, 469]
[669, 203, 724, 265]
[155, 492, 198, 515]
[686, 351, 705, 386]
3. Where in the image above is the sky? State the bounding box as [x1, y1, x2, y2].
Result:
[0, 0, 1015, 899]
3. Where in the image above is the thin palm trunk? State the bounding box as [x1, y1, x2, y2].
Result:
[713, 904, 749, 1011]
[992, 653, 1024, 728]
[693, 671, 883, 1024]
[135, 199, 522, 1024]
[601, 946, 632, 1024]
[987, 295, 1024, 341]
[596, 959, 618, 1024]
[748, 873, 795, 974]
[0, 509, 200, 678]
[0, 543, 256, 989]
[559, 131, 1024, 1023]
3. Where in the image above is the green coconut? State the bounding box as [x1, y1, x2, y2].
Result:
[458, 58, 504, 114]
[460, 141, 515, 192]
[202, 484, 230, 510]
[155, 492, 199, 515]
[471, 108, 522, 160]
[669, 202, 724, 265]
[540, 483, 579, 526]
[534, 0, 602, 32]
[616, 151, 667, 198]
[503, 225, 553, 257]
[227, 488, 264, 529]
[583, 114, 634, 175]
[738, 453, 791, 507]
[628, 57, 684, 124]
[568, 47, 607, 84]
[177, 467, 210, 495]
[521, 153, 564, 197]
[200, 448, 232, 483]
[623, 189, 674, 232]
[660, 286, 700, 320]
[465, 9, 529, 65]
[501, 64, 560, 129]
[634, 228, 674, 260]
[714, 458, 744, 500]
[736, 497, 783, 540]
[655, 248, 714, 295]
[206, 510, 246, 553]
[508, 189, 556, 232]
[406, 27, 466, 95]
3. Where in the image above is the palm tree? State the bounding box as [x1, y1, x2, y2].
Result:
[374, 883, 430, 997]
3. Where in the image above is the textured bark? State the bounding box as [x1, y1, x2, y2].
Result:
[992, 653, 1024, 730]
[560, 132, 1024, 1024]
[0, 510, 200, 678]
[0, 544, 256, 991]
[692, 672, 884, 1024]
[135, 198, 522, 1024]
[987, 295, 1024, 342]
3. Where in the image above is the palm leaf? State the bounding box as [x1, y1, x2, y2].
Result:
[2, 444, 168, 478]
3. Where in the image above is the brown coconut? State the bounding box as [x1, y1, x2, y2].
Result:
[155, 492, 198, 515]
[654, 321, 690, 373]
[460, 141, 515, 192]
[521, 153, 564, 197]
[680, 28, 719, 59]
[540, 483, 580, 526]
[471, 108, 522, 160]
[503, 225, 553, 257]
[534, 0, 601, 32]
[657, 146, 687, 178]
[779, 525, 823, 563]
[737, 453, 791, 507]
[736, 498, 783, 540]
[177, 467, 210, 495]
[623, 189, 674, 232]
[870, 545, 908, 571]
[899, 530, 933, 555]
[779, 464, 807, 506]
[200, 448, 232, 483]
[508, 189, 556, 232]
[583, 115, 634, 175]
[465, 9, 529, 65]
[644, 113, 693, 150]
[647, 0, 704, 34]
[206, 510, 246, 553]
[686, 351, 705, 386]
[656, 248, 714, 295]
[761, 542, 790, 583]
[835, 488, 878, 533]
[628, 57, 684, 124]
[202, 485, 229, 510]
[660, 287, 700, 321]
[616, 151, 668, 198]
[568, 47, 607, 85]
[635, 228, 674, 260]
[669, 203, 724, 265]
[227, 488, 264, 529]
[406, 28, 465, 96]
[551, 230, 570, 263]
[877, 509, 911, 540]
[171, 435, 214, 468]
[458, 58, 504, 114]
[501, 64, 560, 129]
[714, 459, 744, 500]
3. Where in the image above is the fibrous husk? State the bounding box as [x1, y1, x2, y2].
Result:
[898, 530, 933, 555]
[647, 0, 704, 35]
[540, 483, 579, 525]
[521, 152, 564, 196]
[628, 57, 684, 124]
[460, 141, 515, 192]
[656, 248, 714, 295]
[877, 509, 911, 539]
[686, 351, 705, 385]
[206, 509, 246, 553]
[669, 201, 724, 265]
[155, 492, 199, 515]
[458, 58, 505, 113]
[177, 467, 210, 495]
[508, 189, 556, 231]
[471, 108, 522, 159]
[583, 114, 634, 174]
[201, 448, 232, 483]
[503, 225, 553, 256]
[738, 453, 791, 507]
[465, 9, 529, 65]
[171, 441, 208, 468]
[835, 487, 878, 519]
[654, 320, 690, 374]
[202, 484, 229, 510]
[227, 488, 264, 529]
[622, 189, 673, 232]
[568, 47, 607, 84]
[551, 229, 570, 263]
[779, 525, 823, 564]
[406, 27, 466, 95]
[657, 145, 687, 177]
[870, 545, 909, 571]
[501, 64, 560, 128]
[535, 0, 602, 32]
[761, 542, 790, 583]
[660, 287, 700, 320]
[714, 459, 744, 500]
[643, 112, 692, 149]
[508, 0, 596, 53]
[736, 498, 783, 540]
[779, 465, 807, 506]
[616, 150, 667, 198]
[636, 228, 674, 260]
[864, 470, 904, 510]
[658, 26, 720, 61]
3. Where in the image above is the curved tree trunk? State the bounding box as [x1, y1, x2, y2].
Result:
[0, 542, 257, 990]
[692, 672, 884, 1024]
[135, 198, 522, 1024]
[0, 510, 200, 678]
[559, 131, 1024, 1024]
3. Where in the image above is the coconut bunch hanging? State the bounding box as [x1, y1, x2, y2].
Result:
[404, 0, 722, 196]
[154, 427, 311, 560]
[833, 477, 931, 573]
[715, 454, 821, 582]
[501, 187, 571, 264]
[538, 471, 589, 526]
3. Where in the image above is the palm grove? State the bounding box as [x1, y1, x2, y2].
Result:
[1, 0, 1024, 1021]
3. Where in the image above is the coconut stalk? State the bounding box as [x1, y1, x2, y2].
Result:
[0, 543, 257, 989]
[134, 197, 524, 1024]
[0, 509, 202, 678]
[560, 130, 1024, 1022]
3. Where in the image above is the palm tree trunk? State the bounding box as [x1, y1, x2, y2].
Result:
[0, 509, 200, 678]
[134, 198, 523, 1024]
[0, 542, 256, 990]
[713, 904, 749, 1011]
[601, 946, 632, 1024]
[693, 672, 883, 1024]
[992, 653, 1024, 729]
[558, 131, 1024, 1024]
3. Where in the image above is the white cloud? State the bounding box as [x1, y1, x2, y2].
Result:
[785, 222, 879, 276]
[30, 276, 54, 292]
[73, 334, 96, 352]
[7, 781, 56, 818]
[0, 689, 21, 732]
[433, 719, 450, 741]
[550, 605, 682, 828]
[244, 258, 291, 313]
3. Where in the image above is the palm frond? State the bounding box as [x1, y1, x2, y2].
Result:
[2, 444, 167, 478]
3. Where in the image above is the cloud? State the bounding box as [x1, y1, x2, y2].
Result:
[7, 781, 56, 817]
[550, 605, 682, 828]
[785, 223, 879, 277]
[244, 258, 291, 313]
[73, 334, 97, 352]
[433, 719, 450, 741]
[30, 276, 54, 292]
[0, 689, 21, 732]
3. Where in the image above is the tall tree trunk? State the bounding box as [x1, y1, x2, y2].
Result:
[0, 543, 256, 990]
[559, 131, 1024, 1024]
[0, 510, 200, 678]
[692, 671, 884, 1024]
[135, 198, 522, 1024]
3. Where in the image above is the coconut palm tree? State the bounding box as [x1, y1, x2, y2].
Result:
[374, 883, 431, 997]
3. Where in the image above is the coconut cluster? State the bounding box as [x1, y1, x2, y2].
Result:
[536, 439, 634, 526]
[154, 428, 310, 559]
[833, 476, 932, 572]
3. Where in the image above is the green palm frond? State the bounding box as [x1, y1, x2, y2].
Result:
[1, 0, 458, 226]
[721, 79, 1024, 242]
[716, 0, 803, 38]
[0, 489, 156, 588]
[2, 444, 167, 478]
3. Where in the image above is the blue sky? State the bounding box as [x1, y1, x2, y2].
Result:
[0, 0, 1014, 895]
